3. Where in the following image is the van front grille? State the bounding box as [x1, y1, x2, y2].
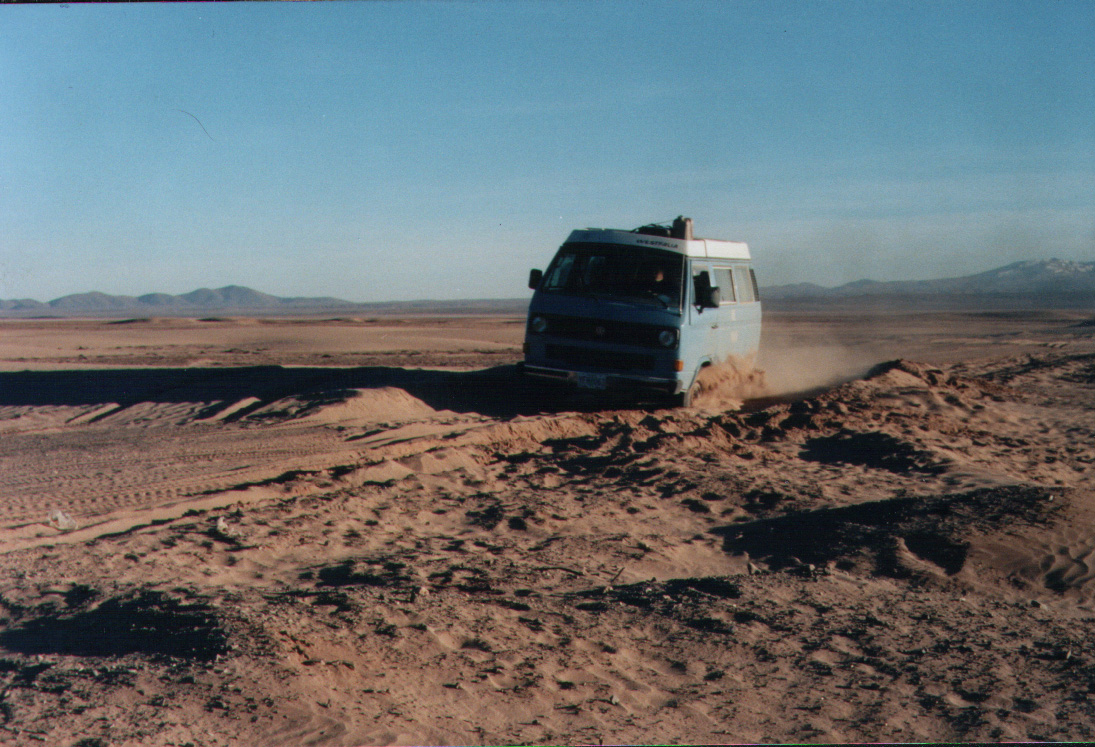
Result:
[536, 315, 667, 348]
[544, 344, 655, 372]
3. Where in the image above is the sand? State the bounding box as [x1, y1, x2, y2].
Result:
[0, 308, 1094, 744]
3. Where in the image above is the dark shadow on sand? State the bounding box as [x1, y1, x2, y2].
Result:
[0, 365, 645, 419]
[0, 590, 227, 661]
[710, 485, 1058, 576]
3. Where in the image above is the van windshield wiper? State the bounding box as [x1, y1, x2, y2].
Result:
[582, 289, 672, 309]
[642, 290, 670, 309]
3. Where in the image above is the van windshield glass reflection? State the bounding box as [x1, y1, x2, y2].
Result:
[542, 244, 683, 310]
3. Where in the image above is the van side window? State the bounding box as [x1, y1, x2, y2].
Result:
[714, 267, 737, 303]
[750, 268, 761, 301]
[734, 264, 756, 303]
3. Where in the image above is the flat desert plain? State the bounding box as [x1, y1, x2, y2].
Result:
[1, 309, 1094, 745]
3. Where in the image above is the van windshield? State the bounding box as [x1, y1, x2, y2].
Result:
[541, 243, 684, 311]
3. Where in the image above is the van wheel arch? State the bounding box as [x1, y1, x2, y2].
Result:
[674, 361, 711, 408]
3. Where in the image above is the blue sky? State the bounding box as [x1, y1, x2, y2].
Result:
[2, 1, 1092, 301]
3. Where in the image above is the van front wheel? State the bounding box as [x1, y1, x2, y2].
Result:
[673, 380, 701, 408]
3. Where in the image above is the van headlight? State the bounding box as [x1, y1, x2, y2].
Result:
[530, 316, 548, 334]
[658, 329, 678, 347]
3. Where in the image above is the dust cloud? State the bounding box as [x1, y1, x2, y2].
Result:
[689, 341, 877, 413]
[689, 358, 769, 412]
[759, 341, 878, 398]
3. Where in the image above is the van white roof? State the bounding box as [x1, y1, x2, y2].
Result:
[565, 228, 751, 260]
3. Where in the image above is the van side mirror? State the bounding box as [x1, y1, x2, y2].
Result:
[693, 271, 720, 309]
[528, 269, 543, 290]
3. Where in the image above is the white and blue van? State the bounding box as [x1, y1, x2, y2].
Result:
[523, 217, 761, 406]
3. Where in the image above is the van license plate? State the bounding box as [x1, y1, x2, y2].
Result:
[576, 373, 607, 390]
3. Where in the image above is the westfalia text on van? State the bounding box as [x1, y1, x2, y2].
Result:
[523, 216, 761, 406]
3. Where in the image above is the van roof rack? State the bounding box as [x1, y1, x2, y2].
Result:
[633, 223, 673, 237]
[633, 216, 693, 240]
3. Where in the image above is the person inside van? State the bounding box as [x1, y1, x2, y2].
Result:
[642, 261, 679, 308]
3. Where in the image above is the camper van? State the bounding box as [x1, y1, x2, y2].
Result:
[523, 217, 762, 406]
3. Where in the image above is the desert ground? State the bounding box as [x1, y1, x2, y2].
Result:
[1, 308, 1094, 745]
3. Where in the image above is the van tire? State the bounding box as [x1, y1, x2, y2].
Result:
[674, 380, 701, 408]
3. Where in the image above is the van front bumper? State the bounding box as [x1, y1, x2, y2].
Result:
[522, 363, 684, 395]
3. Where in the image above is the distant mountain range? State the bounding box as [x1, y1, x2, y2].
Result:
[1, 260, 1091, 317]
[0, 285, 528, 317]
[0, 285, 355, 315]
[762, 259, 1094, 305]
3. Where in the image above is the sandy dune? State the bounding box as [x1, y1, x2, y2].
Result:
[0, 310, 1093, 744]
